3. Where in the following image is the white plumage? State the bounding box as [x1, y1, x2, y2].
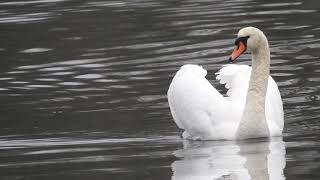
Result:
[167, 64, 283, 140]
[167, 27, 284, 140]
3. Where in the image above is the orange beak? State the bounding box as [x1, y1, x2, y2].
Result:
[229, 41, 247, 62]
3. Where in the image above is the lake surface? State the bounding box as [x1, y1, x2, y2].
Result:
[0, 0, 320, 179]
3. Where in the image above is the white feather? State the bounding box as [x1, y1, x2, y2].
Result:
[167, 64, 283, 140]
[168, 27, 284, 140]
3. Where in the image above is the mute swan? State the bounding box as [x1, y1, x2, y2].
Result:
[167, 27, 284, 140]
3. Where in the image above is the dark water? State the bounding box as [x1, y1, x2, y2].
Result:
[0, 0, 320, 179]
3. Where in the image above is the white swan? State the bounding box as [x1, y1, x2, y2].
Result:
[167, 27, 284, 140]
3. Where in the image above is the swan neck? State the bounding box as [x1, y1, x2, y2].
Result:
[237, 41, 271, 139]
[250, 44, 270, 100]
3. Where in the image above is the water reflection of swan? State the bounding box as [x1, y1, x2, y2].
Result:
[171, 138, 286, 180]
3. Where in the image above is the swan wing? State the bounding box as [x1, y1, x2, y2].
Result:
[168, 64, 234, 140]
[216, 64, 251, 103]
[266, 77, 284, 135]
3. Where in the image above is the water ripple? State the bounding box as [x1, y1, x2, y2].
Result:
[0, 0, 320, 178]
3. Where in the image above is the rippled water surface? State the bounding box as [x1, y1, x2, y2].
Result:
[1, 0, 320, 179]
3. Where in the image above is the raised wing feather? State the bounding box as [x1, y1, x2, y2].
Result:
[265, 77, 284, 135]
[216, 64, 251, 102]
[167, 64, 233, 140]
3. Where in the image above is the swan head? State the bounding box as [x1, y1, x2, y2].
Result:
[229, 27, 268, 62]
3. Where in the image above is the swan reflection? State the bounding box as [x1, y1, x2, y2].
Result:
[171, 138, 285, 180]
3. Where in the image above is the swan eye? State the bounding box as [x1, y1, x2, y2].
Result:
[235, 36, 250, 46]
